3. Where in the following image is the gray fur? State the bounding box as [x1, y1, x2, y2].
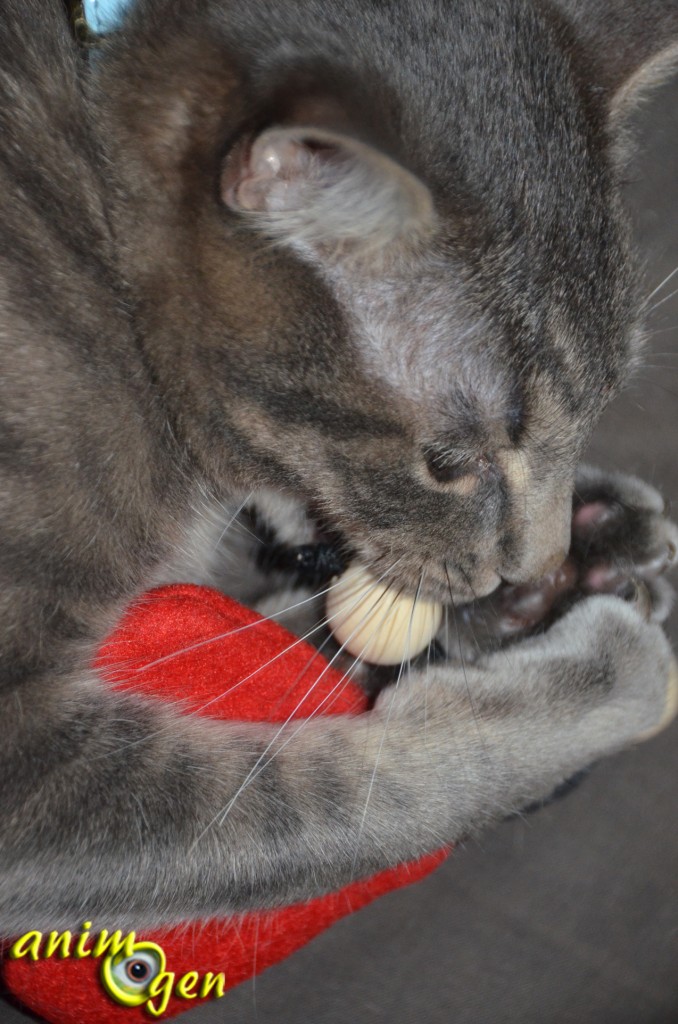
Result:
[0, 0, 677, 933]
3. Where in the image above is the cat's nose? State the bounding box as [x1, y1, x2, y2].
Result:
[471, 568, 503, 597]
[501, 543, 570, 585]
[499, 478, 573, 585]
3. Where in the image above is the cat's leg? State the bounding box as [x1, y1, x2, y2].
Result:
[446, 468, 678, 661]
[0, 593, 674, 934]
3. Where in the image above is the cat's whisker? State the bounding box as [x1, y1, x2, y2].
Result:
[350, 567, 426, 871]
[205, 628, 391, 843]
[191, 568, 404, 846]
[643, 262, 678, 307]
[250, 916, 260, 1015]
[123, 572, 356, 675]
[418, 566, 435, 757]
[129, 552, 409, 676]
[632, 377, 678, 401]
[635, 367, 678, 382]
[210, 491, 256, 565]
[210, 492, 254, 553]
[192, 620, 330, 715]
[94, 559, 408, 761]
[186, 557, 406, 715]
[228, 516, 263, 545]
[646, 284, 678, 317]
[642, 335, 678, 349]
[265, 625, 340, 714]
[445, 561, 488, 754]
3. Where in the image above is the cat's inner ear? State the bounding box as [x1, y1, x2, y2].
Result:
[221, 126, 435, 251]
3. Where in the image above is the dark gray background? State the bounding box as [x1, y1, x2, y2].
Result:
[3, 71, 677, 1024]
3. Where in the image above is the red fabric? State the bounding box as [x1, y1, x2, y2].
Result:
[3, 584, 447, 1021]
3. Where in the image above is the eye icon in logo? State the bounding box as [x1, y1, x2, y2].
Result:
[100, 940, 166, 1007]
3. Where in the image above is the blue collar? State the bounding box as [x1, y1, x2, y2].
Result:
[81, 0, 131, 35]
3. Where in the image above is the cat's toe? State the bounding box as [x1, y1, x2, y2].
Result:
[572, 498, 623, 534]
[572, 497, 677, 573]
[577, 552, 673, 622]
[572, 470, 678, 575]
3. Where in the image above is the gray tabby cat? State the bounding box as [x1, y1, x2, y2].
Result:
[1, 0, 677, 933]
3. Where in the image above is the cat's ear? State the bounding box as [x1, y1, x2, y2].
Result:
[557, 1, 678, 121]
[221, 126, 435, 251]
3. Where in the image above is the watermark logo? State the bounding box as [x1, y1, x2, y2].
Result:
[9, 925, 226, 1017]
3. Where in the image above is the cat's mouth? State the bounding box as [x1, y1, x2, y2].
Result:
[249, 502, 499, 606]
[246, 496, 501, 607]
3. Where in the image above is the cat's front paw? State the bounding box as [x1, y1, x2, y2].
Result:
[571, 467, 677, 621]
[526, 595, 678, 744]
[448, 469, 677, 661]
[379, 598, 677, 830]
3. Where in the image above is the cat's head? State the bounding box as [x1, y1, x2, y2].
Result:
[101, 0, 678, 602]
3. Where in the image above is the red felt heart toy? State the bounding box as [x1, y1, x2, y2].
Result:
[3, 584, 447, 1022]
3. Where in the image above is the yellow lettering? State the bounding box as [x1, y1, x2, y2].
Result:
[200, 972, 227, 999]
[175, 971, 199, 999]
[9, 932, 42, 962]
[43, 931, 72, 959]
[91, 930, 136, 959]
[145, 971, 175, 1017]
[73, 922, 93, 959]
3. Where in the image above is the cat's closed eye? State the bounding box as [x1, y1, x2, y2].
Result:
[423, 449, 496, 488]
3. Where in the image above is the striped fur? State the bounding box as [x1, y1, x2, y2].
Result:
[0, 0, 676, 933]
